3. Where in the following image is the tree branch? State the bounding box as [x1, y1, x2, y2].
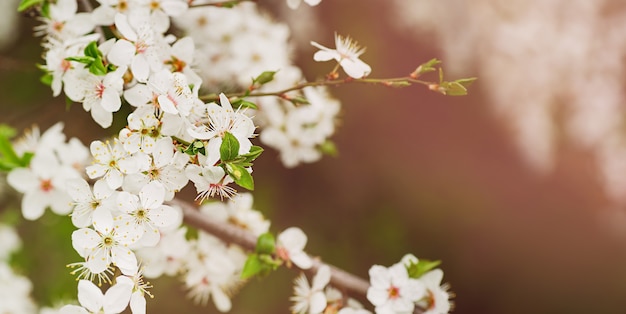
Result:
[173, 199, 371, 297]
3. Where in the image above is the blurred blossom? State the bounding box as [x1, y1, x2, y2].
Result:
[391, 0, 626, 205]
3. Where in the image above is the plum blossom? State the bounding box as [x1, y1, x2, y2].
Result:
[416, 269, 452, 314]
[107, 13, 157, 83]
[185, 164, 236, 201]
[367, 263, 426, 314]
[63, 65, 128, 128]
[311, 33, 371, 78]
[276, 227, 312, 269]
[86, 139, 150, 189]
[7, 152, 76, 220]
[66, 178, 116, 228]
[116, 181, 180, 247]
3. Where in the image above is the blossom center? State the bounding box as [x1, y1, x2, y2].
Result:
[39, 179, 53, 192]
[95, 83, 105, 99]
[387, 285, 400, 300]
[103, 236, 114, 247]
[276, 246, 289, 261]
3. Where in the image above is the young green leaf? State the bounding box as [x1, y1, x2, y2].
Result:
[226, 163, 254, 190]
[406, 259, 441, 279]
[241, 254, 264, 279]
[17, 0, 43, 12]
[414, 58, 441, 75]
[255, 232, 276, 255]
[84, 41, 102, 59]
[253, 71, 277, 85]
[220, 132, 240, 162]
[241, 146, 263, 163]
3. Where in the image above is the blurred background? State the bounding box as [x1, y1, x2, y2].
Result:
[4, 0, 626, 313]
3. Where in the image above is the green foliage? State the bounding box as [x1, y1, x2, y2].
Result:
[414, 58, 442, 76]
[435, 68, 477, 96]
[65, 41, 114, 76]
[319, 140, 338, 157]
[225, 162, 254, 191]
[406, 259, 441, 279]
[287, 96, 310, 106]
[0, 125, 31, 171]
[252, 71, 277, 86]
[230, 98, 259, 110]
[220, 132, 240, 162]
[241, 232, 281, 279]
[17, 0, 43, 12]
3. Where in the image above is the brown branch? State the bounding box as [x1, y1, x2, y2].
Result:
[173, 199, 371, 297]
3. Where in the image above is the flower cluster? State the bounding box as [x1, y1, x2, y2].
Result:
[2, 0, 458, 313]
[0, 224, 36, 314]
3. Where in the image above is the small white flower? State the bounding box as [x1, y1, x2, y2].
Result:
[116, 181, 180, 247]
[7, 152, 76, 220]
[311, 34, 371, 78]
[66, 178, 115, 228]
[290, 265, 330, 314]
[86, 139, 150, 190]
[366, 263, 426, 314]
[276, 227, 312, 269]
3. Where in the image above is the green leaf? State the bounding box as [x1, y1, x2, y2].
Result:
[65, 56, 96, 64]
[414, 58, 441, 75]
[0, 125, 16, 138]
[255, 232, 276, 255]
[253, 71, 277, 85]
[231, 98, 258, 110]
[84, 41, 102, 59]
[17, 0, 43, 12]
[88, 57, 108, 76]
[288, 96, 310, 106]
[240, 145, 263, 163]
[40, 73, 53, 86]
[40, 1, 49, 18]
[220, 132, 240, 162]
[406, 259, 441, 279]
[241, 254, 263, 279]
[226, 163, 254, 191]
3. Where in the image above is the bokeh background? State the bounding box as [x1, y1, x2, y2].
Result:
[3, 0, 626, 313]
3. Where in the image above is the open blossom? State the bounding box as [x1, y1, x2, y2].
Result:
[7, 152, 76, 220]
[290, 265, 331, 314]
[108, 13, 158, 83]
[276, 227, 313, 269]
[86, 139, 150, 190]
[311, 33, 371, 78]
[66, 178, 116, 229]
[367, 263, 426, 314]
[63, 65, 128, 128]
[185, 164, 236, 201]
[116, 181, 180, 247]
